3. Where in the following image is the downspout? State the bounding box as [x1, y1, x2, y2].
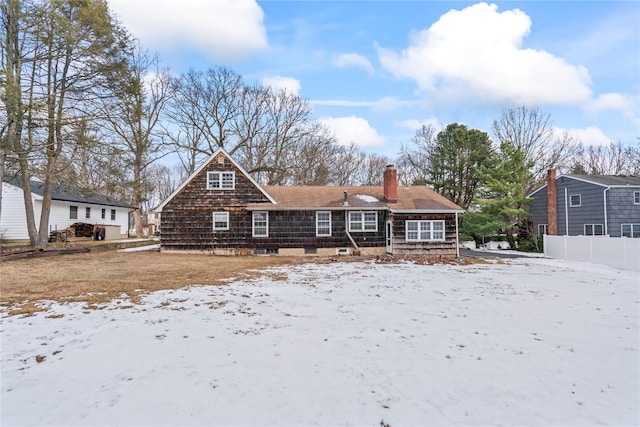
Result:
[564, 188, 569, 235]
[603, 187, 610, 235]
[455, 211, 460, 258]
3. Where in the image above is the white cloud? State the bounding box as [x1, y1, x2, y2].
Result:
[554, 126, 612, 146]
[262, 76, 301, 95]
[310, 97, 415, 111]
[311, 100, 376, 108]
[318, 116, 386, 148]
[376, 2, 592, 105]
[334, 53, 375, 75]
[587, 93, 640, 127]
[395, 117, 442, 132]
[108, 0, 267, 62]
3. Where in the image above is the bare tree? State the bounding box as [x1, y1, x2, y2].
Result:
[0, 0, 29, 238]
[283, 122, 338, 186]
[492, 106, 580, 193]
[252, 88, 314, 184]
[1, 0, 122, 246]
[353, 152, 391, 185]
[571, 141, 639, 175]
[166, 66, 244, 171]
[397, 124, 438, 186]
[101, 42, 172, 237]
[140, 162, 183, 212]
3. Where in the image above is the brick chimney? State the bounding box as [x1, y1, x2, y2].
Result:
[384, 165, 398, 203]
[547, 169, 557, 235]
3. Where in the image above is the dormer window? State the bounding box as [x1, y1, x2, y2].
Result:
[207, 171, 235, 190]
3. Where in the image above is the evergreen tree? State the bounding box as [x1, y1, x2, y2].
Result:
[462, 142, 533, 248]
[420, 123, 493, 209]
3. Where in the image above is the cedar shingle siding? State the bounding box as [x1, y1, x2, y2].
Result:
[161, 153, 271, 251]
[258, 211, 385, 249]
[392, 213, 458, 255]
[159, 149, 464, 255]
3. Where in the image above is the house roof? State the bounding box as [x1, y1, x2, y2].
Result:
[156, 148, 276, 211]
[5, 177, 135, 209]
[529, 173, 640, 197]
[248, 185, 464, 212]
[564, 174, 640, 187]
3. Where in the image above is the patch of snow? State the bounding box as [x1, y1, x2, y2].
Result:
[354, 194, 379, 203]
[117, 244, 160, 252]
[1, 258, 638, 426]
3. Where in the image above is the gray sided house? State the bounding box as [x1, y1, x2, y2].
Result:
[157, 149, 464, 256]
[529, 170, 640, 238]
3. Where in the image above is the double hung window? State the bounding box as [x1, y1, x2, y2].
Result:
[570, 194, 581, 207]
[537, 224, 548, 236]
[406, 220, 445, 242]
[252, 212, 268, 237]
[584, 224, 603, 236]
[207, 171, 235, 190]
[316, 212, 331, 236]
[213, 212, 229, 230]
[349, 211, 377, 232]
[621, 224, 640, 238]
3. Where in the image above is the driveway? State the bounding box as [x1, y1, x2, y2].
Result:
[459, 248, 540, 259]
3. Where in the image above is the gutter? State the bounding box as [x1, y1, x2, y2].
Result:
[455, 211, 460, 258]
[564, 187, 569, 235]
[603, 186, 610, 235]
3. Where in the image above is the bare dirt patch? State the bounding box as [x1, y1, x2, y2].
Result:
[0, 251, 298, 315]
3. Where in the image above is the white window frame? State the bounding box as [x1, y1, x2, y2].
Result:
[252, 211, 269, 237]
[537, 224, 548, 236]
[621, 224, 640, 238]
[70, 205, 78, 219]
[207, 171, 235, 190]
[569, 194, 581, 207]
[634, 191, 640, 205]
[349, 211, 377, 232]
[316, 211, 332, 236]
[85, 207, 91, 219]
[111, 209, 116, 220]
[213, 211, 229, 231]
[584, 224, 603, 236]
[406, 220, 446, 242]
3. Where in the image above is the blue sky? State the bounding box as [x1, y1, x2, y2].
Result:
[108, 0, 640, 158]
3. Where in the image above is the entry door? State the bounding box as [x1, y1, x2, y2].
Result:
[385, 221, 392, 253]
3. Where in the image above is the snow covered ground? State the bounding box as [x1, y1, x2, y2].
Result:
[1, 257, 638, 426]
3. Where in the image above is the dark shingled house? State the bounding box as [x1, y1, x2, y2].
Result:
[157, 148, 464, 256]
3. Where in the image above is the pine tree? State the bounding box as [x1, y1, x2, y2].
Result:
[462, 142, 533, 248]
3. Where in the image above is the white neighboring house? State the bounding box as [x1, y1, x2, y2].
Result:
[1, 178, 135, 241]
[147, 209, 161, 236]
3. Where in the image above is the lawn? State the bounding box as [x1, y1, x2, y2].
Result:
[1, 254, 638, 426]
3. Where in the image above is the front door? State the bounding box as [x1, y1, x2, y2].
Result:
[385, 220, 392, 253]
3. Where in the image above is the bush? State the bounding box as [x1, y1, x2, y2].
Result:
[517, 237, 543, 253]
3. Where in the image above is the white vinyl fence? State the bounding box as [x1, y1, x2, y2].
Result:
[544, 235, 640, 272]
